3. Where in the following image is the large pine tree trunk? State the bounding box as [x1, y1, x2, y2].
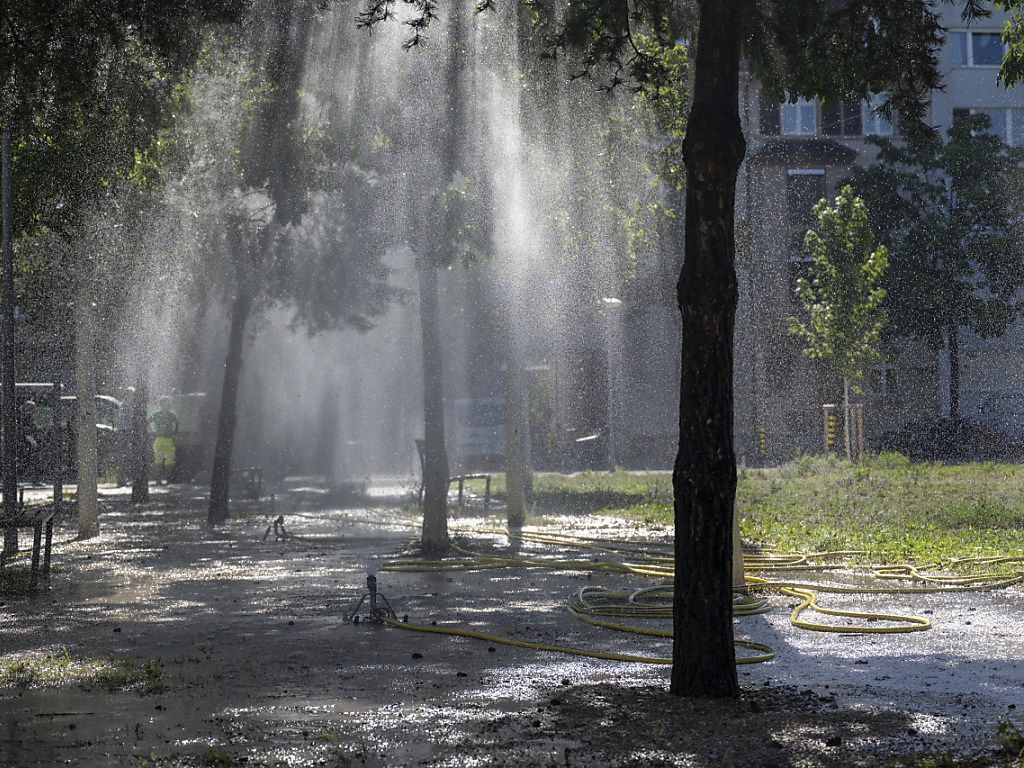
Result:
[208, 284, 253, 525]
[51, 235, 65, 517]
[75, 265, 99, 538]
[671, 0, 744, 699]
[418, 259, 450, 552]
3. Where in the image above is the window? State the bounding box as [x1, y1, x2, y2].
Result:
[782, 97, 817, 135]
[822, 101, 862, 137]
[1012, 110, 1024, 146]
[979, 108, 1007, 138]
[951, 31, 1004, 67]
[954, 107, 1024, 146]
[863, 93, 893, 135]
[759, 94, 817, 136]
[787, 170, 826, 233]
[870, 357, 899, 397]
[760, 98, 781, 135]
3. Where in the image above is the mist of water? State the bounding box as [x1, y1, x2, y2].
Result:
[110, 0, 681, 486]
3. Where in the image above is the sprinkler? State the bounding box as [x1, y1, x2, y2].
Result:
[346, 573, 398, 623]
[262, 514, 286, 541]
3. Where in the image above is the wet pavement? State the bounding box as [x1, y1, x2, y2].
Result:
[0, 480, 1021, 767]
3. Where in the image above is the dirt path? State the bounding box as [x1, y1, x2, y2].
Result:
[0, 482, 1021, 767]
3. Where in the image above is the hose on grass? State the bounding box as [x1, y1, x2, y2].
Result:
[254, 507, 1023, 653]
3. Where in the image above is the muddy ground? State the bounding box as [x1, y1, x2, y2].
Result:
[0, 479, 1022, 768]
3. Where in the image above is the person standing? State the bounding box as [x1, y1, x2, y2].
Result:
[148, 396, 178, 485]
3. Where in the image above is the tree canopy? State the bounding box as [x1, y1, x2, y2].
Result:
[0, 1, 247, 119]
[0, 0, 251, 539]
[788, 186, 888, 393]
[173, 5, 400, 523]
[847, 113, 1024, 416]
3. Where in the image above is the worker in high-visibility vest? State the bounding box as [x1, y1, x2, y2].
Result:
[147, 397, 178, 485]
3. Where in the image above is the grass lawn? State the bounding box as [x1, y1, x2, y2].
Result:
[483, 457, 1024, 767]
[485, 453, 1024, 568]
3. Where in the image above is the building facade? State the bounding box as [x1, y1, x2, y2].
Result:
[732, 5, 1024, 464]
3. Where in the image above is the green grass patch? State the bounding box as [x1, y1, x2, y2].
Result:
[507, 455, 1024, 564]
[0, 649, 166, 693]
[735, 453, 1024, 564]
[486, 468, 673, 522]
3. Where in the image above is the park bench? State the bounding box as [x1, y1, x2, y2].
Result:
[415, 439, 492, 510]
[0, 489, 54, 590]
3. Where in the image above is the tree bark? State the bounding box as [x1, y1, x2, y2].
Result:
[2, 126, 17, 554]
[51, 234, 64, 518]
[75, 264, 99, 539]
[208, 283, 253, 525]
[671, 0, 744, 699]
[130, 376, 149, 504]
[948, 321, 960, 420]
[418, 258, 450, 552]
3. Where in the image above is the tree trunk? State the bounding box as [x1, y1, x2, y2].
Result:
[504, 337, 528, 529]
[208, 284, 253, 525]
[671, 0, 744, 699]
[1, 126, 17, 554]
[51, 234, 64, 518]
[418, 258, 450, 552]
[75, 265, 99, 539]
[130, 376, 149, 504]
[948, 321, 960, 420]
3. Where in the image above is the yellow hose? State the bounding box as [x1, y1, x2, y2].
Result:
[255, 509, 1022, 650]
[375, 612, 776, 665]
[745, 564, 1023, 633]
[779, 585, 931, 633]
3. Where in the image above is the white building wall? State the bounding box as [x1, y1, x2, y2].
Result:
[736, 5, 1024, 460]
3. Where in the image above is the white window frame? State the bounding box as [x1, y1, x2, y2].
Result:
[1011, 109, 1024, 147]
[951, 30, 1006, 68]
[863, 93, 893, 136]
[870, 357, 899, 398]
[781, 97, 817, 136]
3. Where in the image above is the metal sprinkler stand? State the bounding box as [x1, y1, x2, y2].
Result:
[346, 574, 398, 623]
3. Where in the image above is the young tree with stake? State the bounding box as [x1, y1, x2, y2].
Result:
[788, 187, 888, 460]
